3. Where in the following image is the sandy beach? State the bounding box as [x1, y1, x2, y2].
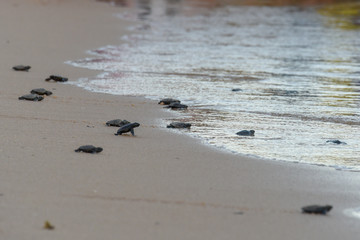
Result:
[1, 0, 360, 239]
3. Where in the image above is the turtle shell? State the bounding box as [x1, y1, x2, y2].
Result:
[158, 98, 181, 105]
[45, 75, 68, 82]
[326, 139, 346, 145]
[106, 119, 130, 127]
[18, 94, 44, 101]
[302, 205, 332, 214]
[75, 145, 103, 153]
[115, 122, 140, 136]
[236, 130, 255, 136]
[167, 122, 191, 129]
[13, 65, 31, 71]
[31, 88, 52, 96]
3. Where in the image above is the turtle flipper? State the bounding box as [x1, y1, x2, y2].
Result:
[130, 129, 135, 136]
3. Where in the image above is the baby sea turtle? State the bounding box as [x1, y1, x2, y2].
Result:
[167, 122, 191, 129]
[106, 119, 130, 127]
[30, 88, 53, 96]
[302, 205, 333, 215]
[165, 102, 188, 110]
[13, 65, 31, 71]
[75, 145, 103, 153]
[326, 139, 346, 145]
[158, 98, 181, 105]
[45, 75, 68, 82]
[236, 130, 255, 136]
[115, 122, 140, 136]
[18, 94, 44, 101]
[232, 88, 242, 92]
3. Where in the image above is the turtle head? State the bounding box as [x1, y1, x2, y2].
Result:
[324, 205, 332, 211]
[132, 122, 140, 128]
[95, 147, 103, 153]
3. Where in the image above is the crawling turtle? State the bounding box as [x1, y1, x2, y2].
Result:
[302, 205, 332, 215]
[75, 145, 103, 153]
[165, 102, 188, 110]
[326, 139, 346, 145]
[115, 122, 140, 136]
[13, 65, 31, 71]
[158, 98, 181, 105]
[45, 75, 68, 82]
[167, 122, 191, 129]
[236, 130, 255, 136]
[30, 88, 52, 96]
[18, 94, 44, 101]
[106, 119, 130, 127]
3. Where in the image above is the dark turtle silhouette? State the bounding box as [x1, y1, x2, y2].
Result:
[75, 145, 103, 153]
[167, 122, 191, 129]
[30, 88, 52, 96]
[232, 88, 242, 92]
[158, 98, 181, 105]
[45, 75, 68, 82]
[13, 65, 31, 71]
[18, 94, 44, 101]
[115, 122, 140, 136]
[236, 130, 255, 136]
[326, 139, 346, 145]
[302, 205, 332, 215]
[106, 119, 130, 127]
[165, 102, 188, 110]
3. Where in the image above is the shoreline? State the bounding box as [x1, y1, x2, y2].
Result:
[1, 1, 360, 239]
[66, 2, 360, 172]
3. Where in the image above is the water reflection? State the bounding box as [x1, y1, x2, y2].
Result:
[318, 2, 360, 30]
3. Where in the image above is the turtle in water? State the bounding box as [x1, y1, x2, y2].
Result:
[18, 94, 44, 101]
[30, 88, 53, 96]
[326, 139, 346, 145]
[167, 122, 191, 129]
[158, 98, 181, 105]
[236, 130, 255, 136]
[106, 119, 130, 127]
[13, 65, 31, 71]
[45, 75, 68, 82]
[302, 205, 332, 215]
[164, 102, 188, 110]
[75, 145, 103, 153]
[115, 122, 140, 136]
[232, 88, 242, 92]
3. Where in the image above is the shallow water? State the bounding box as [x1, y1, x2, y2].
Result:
[68, 0, 360, 170]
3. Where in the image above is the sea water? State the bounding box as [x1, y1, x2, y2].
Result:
[67, 0, 360, 171]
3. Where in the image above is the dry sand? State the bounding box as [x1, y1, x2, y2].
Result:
[1, 0, 360, 239]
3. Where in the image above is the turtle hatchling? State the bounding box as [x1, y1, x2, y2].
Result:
[302, 205, 332, 215]
[45, 75, 68, 82]
[115, 122, 140, 136]
[167, 122, 191, 129]
[75, 145, 103, 154]
[326, 139, 346, 145]
[165, 102, 188, 110]
[106, 119, 130, 127]
[236, 130, 255, 136]
[13, 65, 31, 71]
[18, 94, 44, 101]
[30, 88, 52, 96]
[158, 98, 181, 105]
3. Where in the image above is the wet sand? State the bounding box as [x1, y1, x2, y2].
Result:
[1, 0, 360, 239]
